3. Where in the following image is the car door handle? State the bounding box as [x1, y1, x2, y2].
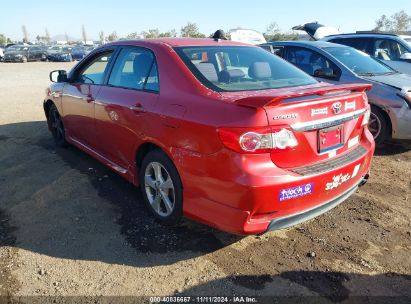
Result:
[83, 95, 95, 103]
[129, 104, 146, 113]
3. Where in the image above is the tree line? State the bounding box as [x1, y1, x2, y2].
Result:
[1, 11, 410, 45]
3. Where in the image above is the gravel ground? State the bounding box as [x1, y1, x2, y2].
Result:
[0, 61, 410, 303]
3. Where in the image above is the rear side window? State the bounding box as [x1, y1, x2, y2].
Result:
[108, 47, 159, 92]
[175, 46, 317, 92]
[285, 47, 339, 77]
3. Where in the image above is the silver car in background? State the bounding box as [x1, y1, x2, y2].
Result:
[261, 41, 411, 144]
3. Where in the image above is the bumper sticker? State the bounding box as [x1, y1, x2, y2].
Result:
[325, 164, 362, 190]
[325, 173, 351, 190]
[279, 182, 314, 202]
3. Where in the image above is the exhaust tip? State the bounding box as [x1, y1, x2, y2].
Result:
[358, 173, 370, 187]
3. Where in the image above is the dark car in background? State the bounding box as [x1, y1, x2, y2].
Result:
[261, 41, 411, 144]
[323, 33, 411, 75]
[3, 45, 47, 62]
[292, 22, 411, 75]
[47, 45, 73, 62]
[71, 45, 96, 60]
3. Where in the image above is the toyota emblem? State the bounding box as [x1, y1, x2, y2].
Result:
[332, 102, 342, 114]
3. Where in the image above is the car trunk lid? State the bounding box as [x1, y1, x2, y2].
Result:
[292, 22, 340, 40]
[232, 83, 372, 168]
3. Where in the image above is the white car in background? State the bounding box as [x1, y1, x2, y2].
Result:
[229, 28, 266, 45]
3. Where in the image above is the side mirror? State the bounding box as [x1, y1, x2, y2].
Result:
[50, 70, 67, 83]
[400, 52, 411, 61]
[314, 68, 337, 79]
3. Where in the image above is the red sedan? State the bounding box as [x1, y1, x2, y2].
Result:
[44, 38, 374, 234]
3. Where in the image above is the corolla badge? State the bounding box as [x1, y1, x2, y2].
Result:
[273, 113, 298, 120]
[332, 102, 342, 114]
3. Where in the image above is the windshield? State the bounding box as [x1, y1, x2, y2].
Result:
[405, 38, 411, 45]
[175, 46, 317, 92]
[325, 46, 394, 76]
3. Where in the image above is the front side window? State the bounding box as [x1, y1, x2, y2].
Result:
[373, 39, 408, 61]
[75, 51, 113, 84]
[285, 47, 338, 76]
[108, 47, 159, 92]
[175, 46, 317, 92]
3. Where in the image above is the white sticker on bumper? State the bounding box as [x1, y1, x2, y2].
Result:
[352, 164, 361, 178]
[348, 136, 359, 149]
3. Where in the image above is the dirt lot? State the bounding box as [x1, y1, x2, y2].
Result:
[0, 62, 410, 302]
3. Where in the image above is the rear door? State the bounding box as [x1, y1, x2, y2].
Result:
[62, 50, 114, 149]
[94, 46, 160, 170]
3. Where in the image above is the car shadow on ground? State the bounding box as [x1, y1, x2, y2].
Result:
[176, 272, 411, 303]
[0, 121, 241, 268]
[374, 140, 411, 157]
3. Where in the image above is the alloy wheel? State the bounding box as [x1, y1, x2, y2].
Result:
[144, 162, 175, 217]
[50, 108, 65, 143]
[368, 112, 381, 140]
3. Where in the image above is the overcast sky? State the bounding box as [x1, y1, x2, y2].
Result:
[1, 0, 410, 40]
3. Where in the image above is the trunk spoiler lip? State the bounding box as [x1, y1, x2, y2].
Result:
[233, 83, 372, 108]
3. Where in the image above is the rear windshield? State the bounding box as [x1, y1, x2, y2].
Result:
[175, 46, 317, 92]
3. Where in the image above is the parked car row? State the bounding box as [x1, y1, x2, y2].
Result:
[1, 44, 97, 62]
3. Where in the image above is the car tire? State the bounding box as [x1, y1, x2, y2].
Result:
[41, 54, 47, 61]
[369, 105, 390, 144]
[139, 149, 183, 225]
[48, 104, 67, 147]
[21, 56, 27, 63]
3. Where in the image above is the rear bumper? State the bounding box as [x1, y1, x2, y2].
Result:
[266, 175, 367, 232]
[176, 131, 374, 235]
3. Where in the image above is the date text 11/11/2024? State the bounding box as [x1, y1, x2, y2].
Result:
[149, 296, 258, 303]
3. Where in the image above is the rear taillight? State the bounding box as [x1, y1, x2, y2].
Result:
[218, 127, 298, 153]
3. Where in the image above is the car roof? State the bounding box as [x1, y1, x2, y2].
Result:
[324, 32, 404, 39]
[267, 40, 346, 49]
[108, 38, 254, 48]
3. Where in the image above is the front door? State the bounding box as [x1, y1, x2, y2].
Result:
[62, 50, 114, 149]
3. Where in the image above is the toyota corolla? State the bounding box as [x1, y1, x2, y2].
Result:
[44, 38, 374, 234]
